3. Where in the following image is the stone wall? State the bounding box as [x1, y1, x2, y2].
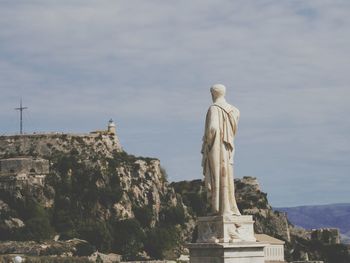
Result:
[0, 157, 49, 190]
[0, 132, 122, 160]
[0, 157, 49, 175]
[311, 228, 341, 245]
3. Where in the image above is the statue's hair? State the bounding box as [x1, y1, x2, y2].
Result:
[210, 84, 226, 97]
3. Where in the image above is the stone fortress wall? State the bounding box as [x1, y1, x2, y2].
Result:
[0, 120, 122, 158]
[0, 157, 49, 190]
[0, 120, 122, 190]
[311, 228, 341, 245]
[0, 157, 49, 175]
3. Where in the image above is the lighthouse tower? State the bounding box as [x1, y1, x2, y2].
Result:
[107, 119, 116, 135]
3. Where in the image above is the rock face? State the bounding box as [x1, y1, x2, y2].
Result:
[0, 133, 175, 222]
[0, 133, 189, 260]
[111, 158, 179, 223]
[235, 176, 291, 242]
[172, 177, 290, 241]
[171, 177, 350, 263]
[0, 133, 349, 262]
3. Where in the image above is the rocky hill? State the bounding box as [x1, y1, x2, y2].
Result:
[0, 132, 349, 262]
[0, 132, 191, 260]
[171, 177, 291, 241]
[171, 178, 350, 263]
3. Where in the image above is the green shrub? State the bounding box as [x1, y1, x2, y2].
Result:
[322, 244, 350, 263]
[53, 209, 75, 234]
[183, 192, 207, 216]
[170, 180, 207, 216]
[134, 206, 153, 228]
[0, 223, 13, 240]
[144, 226, 179, 259]
[77, 220, 112, 252]
[13, 200, 54, 241]
[21, 215, 53, 241]
[75, 242, 95, 257]
[112, 219, 145, 260]
[98, 187, 123, 207]
[160, 204, 186, 226]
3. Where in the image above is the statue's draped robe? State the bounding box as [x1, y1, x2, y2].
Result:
[201, 101, 241, 215]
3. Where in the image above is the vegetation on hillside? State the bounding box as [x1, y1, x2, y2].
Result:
[171, 179, 350, 263]
[0, 149, 186, 260]
[0, 135, 349, 262]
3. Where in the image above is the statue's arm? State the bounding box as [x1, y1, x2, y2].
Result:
[232, 106, 240, 124]
[203, 106, 220, 151]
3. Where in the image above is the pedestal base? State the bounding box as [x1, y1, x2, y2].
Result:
[188, 242, 266, 263]
[197, 215, 256, 243]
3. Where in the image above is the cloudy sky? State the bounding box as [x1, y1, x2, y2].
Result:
[0, 0, 349, 207]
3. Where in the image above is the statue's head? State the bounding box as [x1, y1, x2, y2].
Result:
[210, 84, 226, 101]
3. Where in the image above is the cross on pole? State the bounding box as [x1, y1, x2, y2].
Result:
[15, 99, 28, 135]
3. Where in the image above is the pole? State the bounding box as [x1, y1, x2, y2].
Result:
[15, 99, 28, 135]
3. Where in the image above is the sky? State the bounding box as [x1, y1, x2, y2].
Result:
[0, 0, 349, 207]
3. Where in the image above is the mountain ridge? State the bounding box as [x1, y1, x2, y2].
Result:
[277, 203, 350, 244]
[277, 202, 350, 208]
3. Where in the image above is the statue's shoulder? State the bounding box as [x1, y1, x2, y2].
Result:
[208, 104, 219, 113]
[225, 104, 240, 121]
[213, 102, 239, 116]
[231, 105, 240, 117]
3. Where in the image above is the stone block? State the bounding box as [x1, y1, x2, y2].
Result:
[197, 215, 256, 243]
[188, 242, 266, 263]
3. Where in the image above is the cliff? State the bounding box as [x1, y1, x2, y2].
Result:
[0, 133, 190, 260]
[171, 177, 350, 263]
[171, 177, 290, 242]
[0, 133, 349, 262]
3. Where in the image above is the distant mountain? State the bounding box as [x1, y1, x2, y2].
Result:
[277, 203, 350, 244]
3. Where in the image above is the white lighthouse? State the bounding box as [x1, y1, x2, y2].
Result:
[107, 119, 116, 135]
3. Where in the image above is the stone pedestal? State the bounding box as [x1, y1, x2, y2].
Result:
[189, 215, 266, 263]
[188, 242, 266, 263]
[197, 215, 256, 243]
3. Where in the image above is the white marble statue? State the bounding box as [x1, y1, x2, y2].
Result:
[201, 84, 241, 216]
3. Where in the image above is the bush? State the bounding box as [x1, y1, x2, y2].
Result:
[21, 215, 53, 241]
[134, 206, 153, 228]
[144, 226, 179, 259]
[53, 209, 75, 234]
[112, 219, 145, 260]
[75, 242, 95, 257]
[170, 180, 207, 216]
[77, 220, 113, 252]
[322, 244, 350, 263]
[160, 204, 186, 226]
[183, 192, 207, 216]
[0, 223, 12, 240]
[98, 183, 123, 207]
[14, 200, 54, 241]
